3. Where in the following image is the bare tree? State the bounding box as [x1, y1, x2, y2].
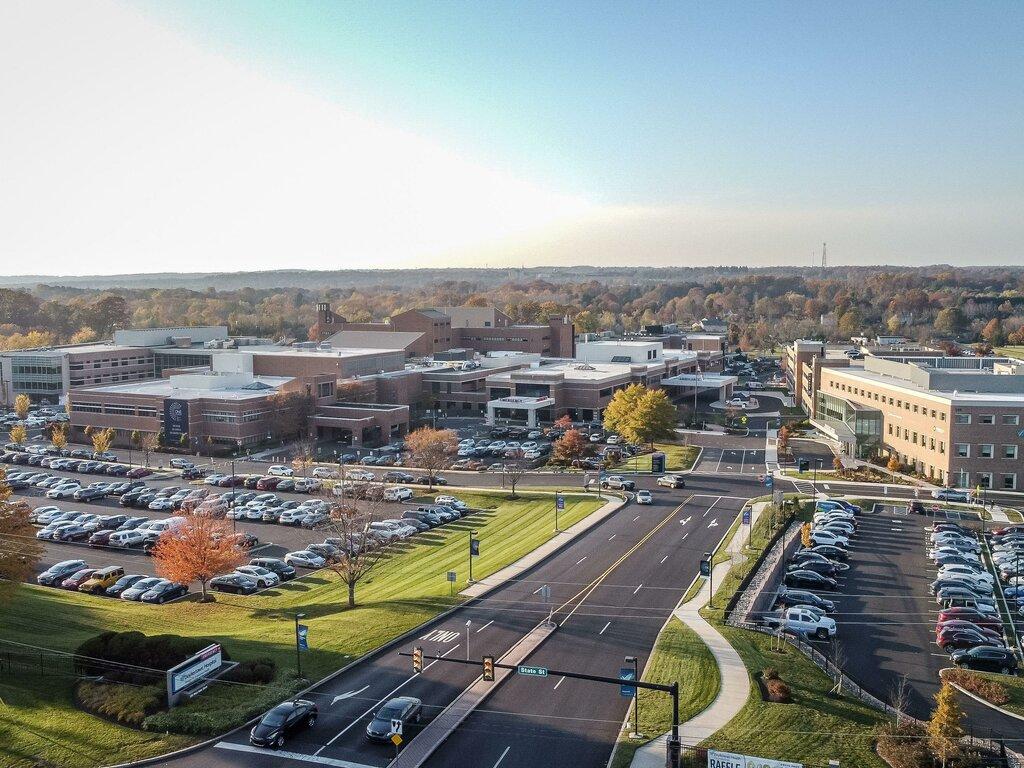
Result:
[309, 499, 394, 608]
[292, 437, 317, 478]
[405, 427, 458, 490]
[140, 432, 160, 467]
[829, 636, 847, 696]
[889, 673, 911, 726]
[503, 463, 529, 499]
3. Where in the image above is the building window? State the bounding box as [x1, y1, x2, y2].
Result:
[1003, 445, 1018, 460]
[954, 413, 971, 425]
[979, 414, 995, 425]
[978, 472, 993, 489]
[1003, 415, 1021, 426]
[1002, 474, 1017, 490]
[939, 441, 945, 454]
[979, 444, 994, 458]
[954, 443, 970, 458]
[913, 404, 919, 413]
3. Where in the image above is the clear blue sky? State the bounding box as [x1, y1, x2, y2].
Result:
[147, 0, 1023, 208]
[2, 1, 1020, 273]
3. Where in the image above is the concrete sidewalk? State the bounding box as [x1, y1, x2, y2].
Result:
[460, 495, 625, 599]
[627, 503, 767, 767]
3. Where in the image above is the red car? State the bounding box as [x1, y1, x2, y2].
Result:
[936, 607, 1002, 633]
[993, 524, 1024, 537]
[218, 475, 245, 487]
[60, 568, 97, 590]
[256, 476, 282, 491]
[126, 467, 152, 479]
[935, 619, 1004, 640]
[936, 626, 1004, 653]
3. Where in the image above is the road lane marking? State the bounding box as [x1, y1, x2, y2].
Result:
[708, 519, 719, 528]
[493, 746, 512, 768]
[316, 644, 460, 753]
[682, 532, 689, 541]
[608, 534, 616, 541]
[633, 583, 643, 594]
[331, 685, 369, 705]
[533, 586, 544, 594]
[553, 676, 565, 690]
[660, 555, 668, 564]
[475, 620, 494, 633]
[420, 629, 460, 643]
[679, 515, 691, 525]
[599, 622, 611, 635]
[216, 742, 375, 768]
[576, 556, 587, 565]
[632, 515, 640, 522]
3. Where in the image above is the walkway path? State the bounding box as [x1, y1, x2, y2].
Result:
[627, 502, 767, 767]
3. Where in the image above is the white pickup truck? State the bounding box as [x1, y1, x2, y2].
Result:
[762, 606, 837, 639]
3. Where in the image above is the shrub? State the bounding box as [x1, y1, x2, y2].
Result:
[943, 669, 1011, 706]
[875, 722, 930, 768]
[75, 631, 229, 683]
[143, 676, 302, 735]
[764, 677, 791, 703]
[76, 681, 164, 727]
[762, 667, 779, 680]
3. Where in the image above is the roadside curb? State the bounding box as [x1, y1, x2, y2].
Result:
[939, 669, 1024, 723]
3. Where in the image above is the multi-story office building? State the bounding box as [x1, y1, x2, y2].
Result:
[812, 355, 1024, 489]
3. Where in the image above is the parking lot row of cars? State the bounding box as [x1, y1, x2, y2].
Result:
[767, 498, 862, 639]
[925, 519, 1022, 674]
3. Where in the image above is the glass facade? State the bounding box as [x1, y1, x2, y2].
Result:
[10, 356, 63, 399]
[816, 391, 882, 458]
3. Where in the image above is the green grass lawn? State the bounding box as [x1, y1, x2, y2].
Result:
[0, 491, 603, 768]
[609, 619, 721, 768]
[614, 443, 699, 473]
[995, 346, 1024, 360]
[943, 670, 1024, 717]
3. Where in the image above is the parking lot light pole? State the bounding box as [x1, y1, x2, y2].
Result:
[294, 613, 306, 679]
[812, 458, 823, 494]
[468, 529, 478, 583]
[230, 457, 236, 533]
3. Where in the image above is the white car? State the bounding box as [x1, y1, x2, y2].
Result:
[267, 465, 294, 477]
[148, 498, 175, 511]
[379, 520, 418, 538]
[205, 474, 226, 485]
[606, 435, 621, 445]
[763, 606, 836, 639]
[278, 509, 310, 525]
[30, 506, 62, 523]
[46, 483, 81, 499]
[367, 522, 400, 541]
[636, 490, 653, 505]
[349, 470, 375, 482]
[384, 486, 413, 502]
[311, 467, 339, 479]
[284, 550, 327, 569]
[434, 495, 467, 510]
[234, 566, 281, 588]
[809, 529, 849, 548]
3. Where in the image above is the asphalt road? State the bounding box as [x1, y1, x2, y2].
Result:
[148, 473, 763, 768]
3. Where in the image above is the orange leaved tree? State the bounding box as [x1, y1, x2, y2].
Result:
[152, 514, 248, 601]
[405, 427, 459, 489]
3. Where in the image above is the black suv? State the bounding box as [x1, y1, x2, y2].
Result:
[249, 557, 297, 581]
[950, 646, 1019, 675]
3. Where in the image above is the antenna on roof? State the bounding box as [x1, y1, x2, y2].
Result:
[821, 242, 827, 269]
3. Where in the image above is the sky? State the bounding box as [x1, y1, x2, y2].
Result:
[1, 0, 1022, 275]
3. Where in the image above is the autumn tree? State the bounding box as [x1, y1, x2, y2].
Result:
[927, 680, 964, 768]
[292, 438, 317, 478]
[50, 422, 68, 451]
[268, 392, 315, 441]
[314, 501, 393, 608]
[405, 427, 458, 489]
[552, 429, 590, 465]
[604, 384, 678, 448]
[91, 427, 116, 455]
[8, 425, 27, 445]
[981, 318, 1004, 347]
[152, 514, 248, 601]
[800, 522, 813, 548]
[0, 469, 44, 599]
[553, 414, 573, 431]
[832, 455, 844, 471]
[13, 394, 30, 420]
[69, 326, 98, 344]
[887, 455, 902, 473]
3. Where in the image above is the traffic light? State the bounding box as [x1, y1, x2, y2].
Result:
[482, 655, 495, 682]
[412, 646, 423, 673]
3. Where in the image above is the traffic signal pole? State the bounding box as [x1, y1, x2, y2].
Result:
[401, 651, 684, 767]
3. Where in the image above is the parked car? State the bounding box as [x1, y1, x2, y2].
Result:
[267, 465, 294, 477]
[250, 699, 318, 749]
[365, 696, 421, 743]
[932, 488, 972, 503]
[783, 569, 838, 591]
[763, 606, 837, 639]
[37, 559, 89, 587]
[235, 565, 281, 588]
[950, 646, 1019, 675]
[284, 550, 327, 569]
[937, 607, 1003, 631]
[140, 581, 188, 603]
[104, 574, 147, 597]
[60, 568, 97, 590]
[249, 557, 296, 581]
[936, 626, 1004, 653]
[79, 566, 126, 594]
[384, 486, 414, 502]
[169, 458, 194, 469]
[210, 573, 259, 595]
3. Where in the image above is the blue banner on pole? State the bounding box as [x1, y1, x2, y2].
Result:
[742, 508, 751, 525]
[470, 539, 480, 557]
[764, 474, 773, 488]
[555, 495, 565, 510]
[619, 667, 636, 697]
[297, 625, 309, 651]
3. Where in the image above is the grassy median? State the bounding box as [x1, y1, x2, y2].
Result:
[0, 491, 604, 768]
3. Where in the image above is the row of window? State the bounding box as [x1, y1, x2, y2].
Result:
[12, 364, 62, 375]
[13, 381, 61, 392]
[70, 403, 158, 418]
[829, 379, 949, 420]
[953, 443, 1019, 459]
[953, 412, 1021, 425]
[69, 357, 152, 371]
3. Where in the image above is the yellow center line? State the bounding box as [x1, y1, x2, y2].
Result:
[555, 495, 695, 626]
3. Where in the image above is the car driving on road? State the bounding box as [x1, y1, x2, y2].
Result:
[250, 699, 318, 748]
[366, 696, 421, 743]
